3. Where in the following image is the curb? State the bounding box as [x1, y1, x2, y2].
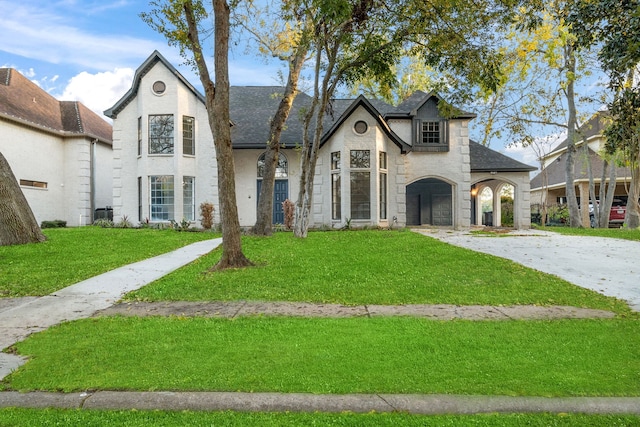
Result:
[2, 392, 640, 415]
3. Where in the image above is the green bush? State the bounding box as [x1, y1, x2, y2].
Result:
[41, 220, 66, 229]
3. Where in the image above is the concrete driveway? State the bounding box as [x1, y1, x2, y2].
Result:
[416, 229, 640, 312]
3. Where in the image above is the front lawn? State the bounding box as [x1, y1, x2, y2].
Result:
[5, 316, 639, 396]
[537, 226, 640, 241]
[126, 230, 631, 314]
[1, 408, 638, 426]
[0, 227, 217, 297]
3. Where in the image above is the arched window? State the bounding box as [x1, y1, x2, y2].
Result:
[257, 152, 288, 178]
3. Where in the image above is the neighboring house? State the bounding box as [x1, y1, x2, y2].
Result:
[530, 112, 632, 225]
[105, 51, 536, 230]
[0, 68, 113, 226]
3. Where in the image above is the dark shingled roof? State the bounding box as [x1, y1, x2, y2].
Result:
[229, 86, 312, 148]
[0, 68, 112, 144]
[530, 147, 631, 189]
[469, 140, 537, 172]
[389, 90, 476, 119]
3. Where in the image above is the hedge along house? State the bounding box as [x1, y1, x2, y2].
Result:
[106, 51, 536, 229]
[0, 68, 113, 226]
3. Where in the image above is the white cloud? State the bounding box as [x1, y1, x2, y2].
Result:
[0, 3, 163, 71]
[60, 68, 135, 120]
[504, 132, 565, 167]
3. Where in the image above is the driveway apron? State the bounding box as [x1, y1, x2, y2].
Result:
[418, 229, 640, 311]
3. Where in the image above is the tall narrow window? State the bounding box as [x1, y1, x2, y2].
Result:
[183, 116, 195, 155]
[137, 177, 142, 222]
[331, 151, 341, 220]
[379, 152, 387, 220]
[137, 116, 142, 156]
[149, 114, 174, 154]
[350, 150, 370, 220]
[150, 175, 174, 221]
[183, 177, 195, 221]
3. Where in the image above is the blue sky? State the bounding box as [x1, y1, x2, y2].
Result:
[0, 0, 577, 168]
[0, 1, 282, 117]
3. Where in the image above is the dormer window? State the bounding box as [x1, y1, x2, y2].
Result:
[414, 119, 448, 152]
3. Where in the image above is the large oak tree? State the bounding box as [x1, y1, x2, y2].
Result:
[143, 0, 252, 268]
[0, 152, 46, 246]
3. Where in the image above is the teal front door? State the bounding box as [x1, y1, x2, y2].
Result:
[257, 179, 288, 224]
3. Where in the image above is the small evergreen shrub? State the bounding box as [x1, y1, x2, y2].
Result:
[41, 220, 66, 228]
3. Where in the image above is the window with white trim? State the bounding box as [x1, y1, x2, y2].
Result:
[331, 151, 341, 220]
[350, 150, 370, 220]
[183, 176, 195, 221]
[149, 114, 174, 154]
[150, 175, 174, 221]
[183, 116, 195, 156]
[379, 152, 387, 220]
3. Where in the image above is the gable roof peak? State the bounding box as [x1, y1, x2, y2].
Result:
[104, 50, 205, 118]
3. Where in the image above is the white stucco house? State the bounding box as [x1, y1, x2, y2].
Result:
[105, 51, 536, 230]
[0, 68, 113, 226]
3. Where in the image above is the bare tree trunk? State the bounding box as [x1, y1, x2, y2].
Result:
[183, 0, 251, 269]
[564, 43, 582, 227]
[597, 158, 616, 228]
[627, 149, 640, 229]
[254, 51, 306, 236]
[0, 152, 46, 246]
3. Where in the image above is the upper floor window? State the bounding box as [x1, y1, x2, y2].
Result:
[183, 116, 195, 156]
[350, 150, 370, 168]
[414, 119, 448, 152]
[149, 114, 174, 154]
[257, 152, 288, 178]
[137, 116, 142, 156]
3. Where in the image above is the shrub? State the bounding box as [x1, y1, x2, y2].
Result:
[282, 199, 295, 230]
[171, 218, 194, 232]
[41, 220, 66, 228]
[115, 215, 133, 228]
[199, 202, 215, 230]
[93, 218, 114, 228]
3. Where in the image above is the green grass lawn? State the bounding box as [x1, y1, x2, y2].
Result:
[0, 227, 218, 297]
[537, 226, 640, 241]
[1, 408, 638, 426]
[5, 316, 639, 396]
[125, 230, 631, 314]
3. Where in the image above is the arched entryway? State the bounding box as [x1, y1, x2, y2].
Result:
[471, 179, 516, 227]
[406, 178, 453, 226]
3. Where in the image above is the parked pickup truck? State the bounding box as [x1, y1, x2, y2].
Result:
[589, 199, 626, 227]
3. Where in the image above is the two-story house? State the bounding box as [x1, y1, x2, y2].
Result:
[106, 51, 535, 230]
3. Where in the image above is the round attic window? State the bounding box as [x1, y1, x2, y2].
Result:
[354, 120, 368, 134]
[152, 81, 166, 95]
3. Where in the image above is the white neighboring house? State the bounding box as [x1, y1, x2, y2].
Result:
[106, 51, 536, 229]
[0, 68, 113, 226]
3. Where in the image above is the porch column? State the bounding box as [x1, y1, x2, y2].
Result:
[578, 182, 589, 227]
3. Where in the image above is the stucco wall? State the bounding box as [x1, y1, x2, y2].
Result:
[317, 106, 405, 228]
[1, 120, 68, 224]
[402, 119, 472, 229]
[112, 62, 218, 226]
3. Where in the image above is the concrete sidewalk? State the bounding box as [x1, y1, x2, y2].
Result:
[0, 238, 222, 379]
[1, 391, 640, 415]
